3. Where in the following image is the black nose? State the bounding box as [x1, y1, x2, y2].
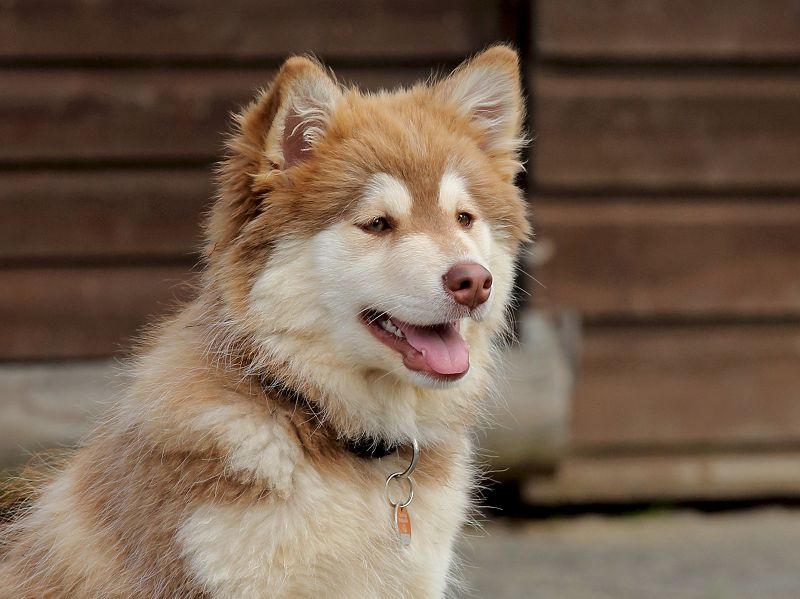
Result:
[443, 263, 492, 309]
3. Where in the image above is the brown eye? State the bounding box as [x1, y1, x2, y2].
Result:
[363, 216, 392, 233]
[457, 212, 474, 228]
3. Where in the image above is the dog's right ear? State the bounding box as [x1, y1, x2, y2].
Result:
[210, 57, 340, 248]
[259, 57, 341, 170]
[234, 56, 341, 172]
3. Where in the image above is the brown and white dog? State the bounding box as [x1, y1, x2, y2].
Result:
[0, 46, 529, 598]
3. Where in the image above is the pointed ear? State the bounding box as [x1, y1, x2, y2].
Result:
[434, 45, 525, 156]
[229, 56, 340, 181]
[263, 57, 341, 169]
[209, 57, 339, 249]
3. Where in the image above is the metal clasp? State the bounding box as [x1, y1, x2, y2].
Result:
[384, 438, 419, 509]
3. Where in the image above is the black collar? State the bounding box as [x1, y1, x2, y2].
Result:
[341, 437, 399, 460]
[260, 377, 400, 460]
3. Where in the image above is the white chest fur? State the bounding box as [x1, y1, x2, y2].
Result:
[177, 449, 471, 599]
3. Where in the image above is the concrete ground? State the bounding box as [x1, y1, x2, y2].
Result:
[460, 507, 800, 599]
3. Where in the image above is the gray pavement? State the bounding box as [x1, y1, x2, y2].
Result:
[459, 507, 800, 599]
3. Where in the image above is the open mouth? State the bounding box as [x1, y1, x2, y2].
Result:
[360, 310, 470, 381]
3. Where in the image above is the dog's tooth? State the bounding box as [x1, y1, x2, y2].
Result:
[376, 315, 405, 339]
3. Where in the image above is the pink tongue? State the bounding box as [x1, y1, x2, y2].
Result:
[394, 321, 469, 375]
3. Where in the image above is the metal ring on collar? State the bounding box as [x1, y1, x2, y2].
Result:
[397, 438, 420, 479]
[385, 472, 414, 508]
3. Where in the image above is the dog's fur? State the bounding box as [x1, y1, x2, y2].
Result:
[0, 46, 529, 598]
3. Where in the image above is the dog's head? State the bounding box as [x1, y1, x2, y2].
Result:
[204, 47, 529, 440]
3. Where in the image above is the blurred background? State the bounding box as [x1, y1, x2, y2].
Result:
[1, 1, 800, 597]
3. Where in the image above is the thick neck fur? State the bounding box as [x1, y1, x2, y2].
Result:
[140, 296, 495, 450]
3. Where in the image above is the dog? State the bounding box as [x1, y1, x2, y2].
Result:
[0, 45, 529, 598]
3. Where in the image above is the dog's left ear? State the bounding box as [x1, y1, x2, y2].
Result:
[434, 45, 525, 158]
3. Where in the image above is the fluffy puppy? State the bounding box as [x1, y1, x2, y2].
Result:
[0, 45, 529, 598]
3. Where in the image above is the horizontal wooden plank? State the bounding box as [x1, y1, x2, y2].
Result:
[0, 0, 510, 61]
[538, 0, 800, 62]
[0, 170, 210, 260]
[0, 68, 431, 163]
[0, 362, 120, 468]
[534, 73, 800, 189]
[530, 200, 800, 318]
[524, 452, 800, 504]
[486, 311, 574, 471]
[572, 324, 800, 449]
[0, 267, 195, 359]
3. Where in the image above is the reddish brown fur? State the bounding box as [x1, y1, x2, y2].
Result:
[208, 50, 528, 316]
[1, 46, 528, 598]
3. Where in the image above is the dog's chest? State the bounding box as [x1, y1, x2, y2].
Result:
[178, 452, 471, 599]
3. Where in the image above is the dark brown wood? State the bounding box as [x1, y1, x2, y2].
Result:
[530, 199, 800, 318]
[571, 324, 800, 449]
[0, 170, 210, 259]
[0, 267, 195, 359]
[0, 68, 432, 163]
[534, 72, 800, 189]
[538, 0, 800, 62]
[0, 0, 510, 61]
[524, 452, 800, 504]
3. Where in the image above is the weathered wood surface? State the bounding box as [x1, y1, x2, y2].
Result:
[0, 362, 122, 469]
[534, 73, 800, 189]
[524, 452, 800, 504]
[0, 311, 567, 470]
[0, 0, 511, 61]
[0, 170, 210, 260]
[525, 0, 800, 501]
[2, 0, 799, 503]
[530, 199, 800, 318]
[0, 68, 431, 163]
[483, 311, 575, 471]
[0, 266, 195, 359]
[538, 0, 800, 62]
[572, 324, 800, 449]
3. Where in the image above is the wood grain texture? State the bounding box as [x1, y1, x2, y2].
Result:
[0, 361, 121, 468]
[524, 452, 800, 503]
[572, 324, 800, 449]
[0, 266, 195, 359]
[0, 0, 511, 61]
[530, 199, 800, 318]
[0, 68, 431, 163]
[538, 0, 800, 62]
[534, 72, 800, 189]
[0, 170, 210, 260]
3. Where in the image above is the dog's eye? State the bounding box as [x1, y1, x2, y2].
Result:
[457, 212, 474, 228]
[362, 217, 392, 233]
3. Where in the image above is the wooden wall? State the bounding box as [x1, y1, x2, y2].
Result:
[527, 0, 800, 502]
[0, 0, 520, 359]
[2, 1, 799, 501]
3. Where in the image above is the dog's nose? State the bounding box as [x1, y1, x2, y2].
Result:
[443, 263, 492, 309]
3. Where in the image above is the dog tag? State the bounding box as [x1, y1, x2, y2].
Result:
[394, 504, 412, 546]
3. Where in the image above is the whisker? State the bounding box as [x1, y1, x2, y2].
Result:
[517, 267, 546, 289]
[511, 283, 532, 298]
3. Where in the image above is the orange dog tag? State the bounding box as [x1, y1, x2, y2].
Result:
[394, 505, 412, 546]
